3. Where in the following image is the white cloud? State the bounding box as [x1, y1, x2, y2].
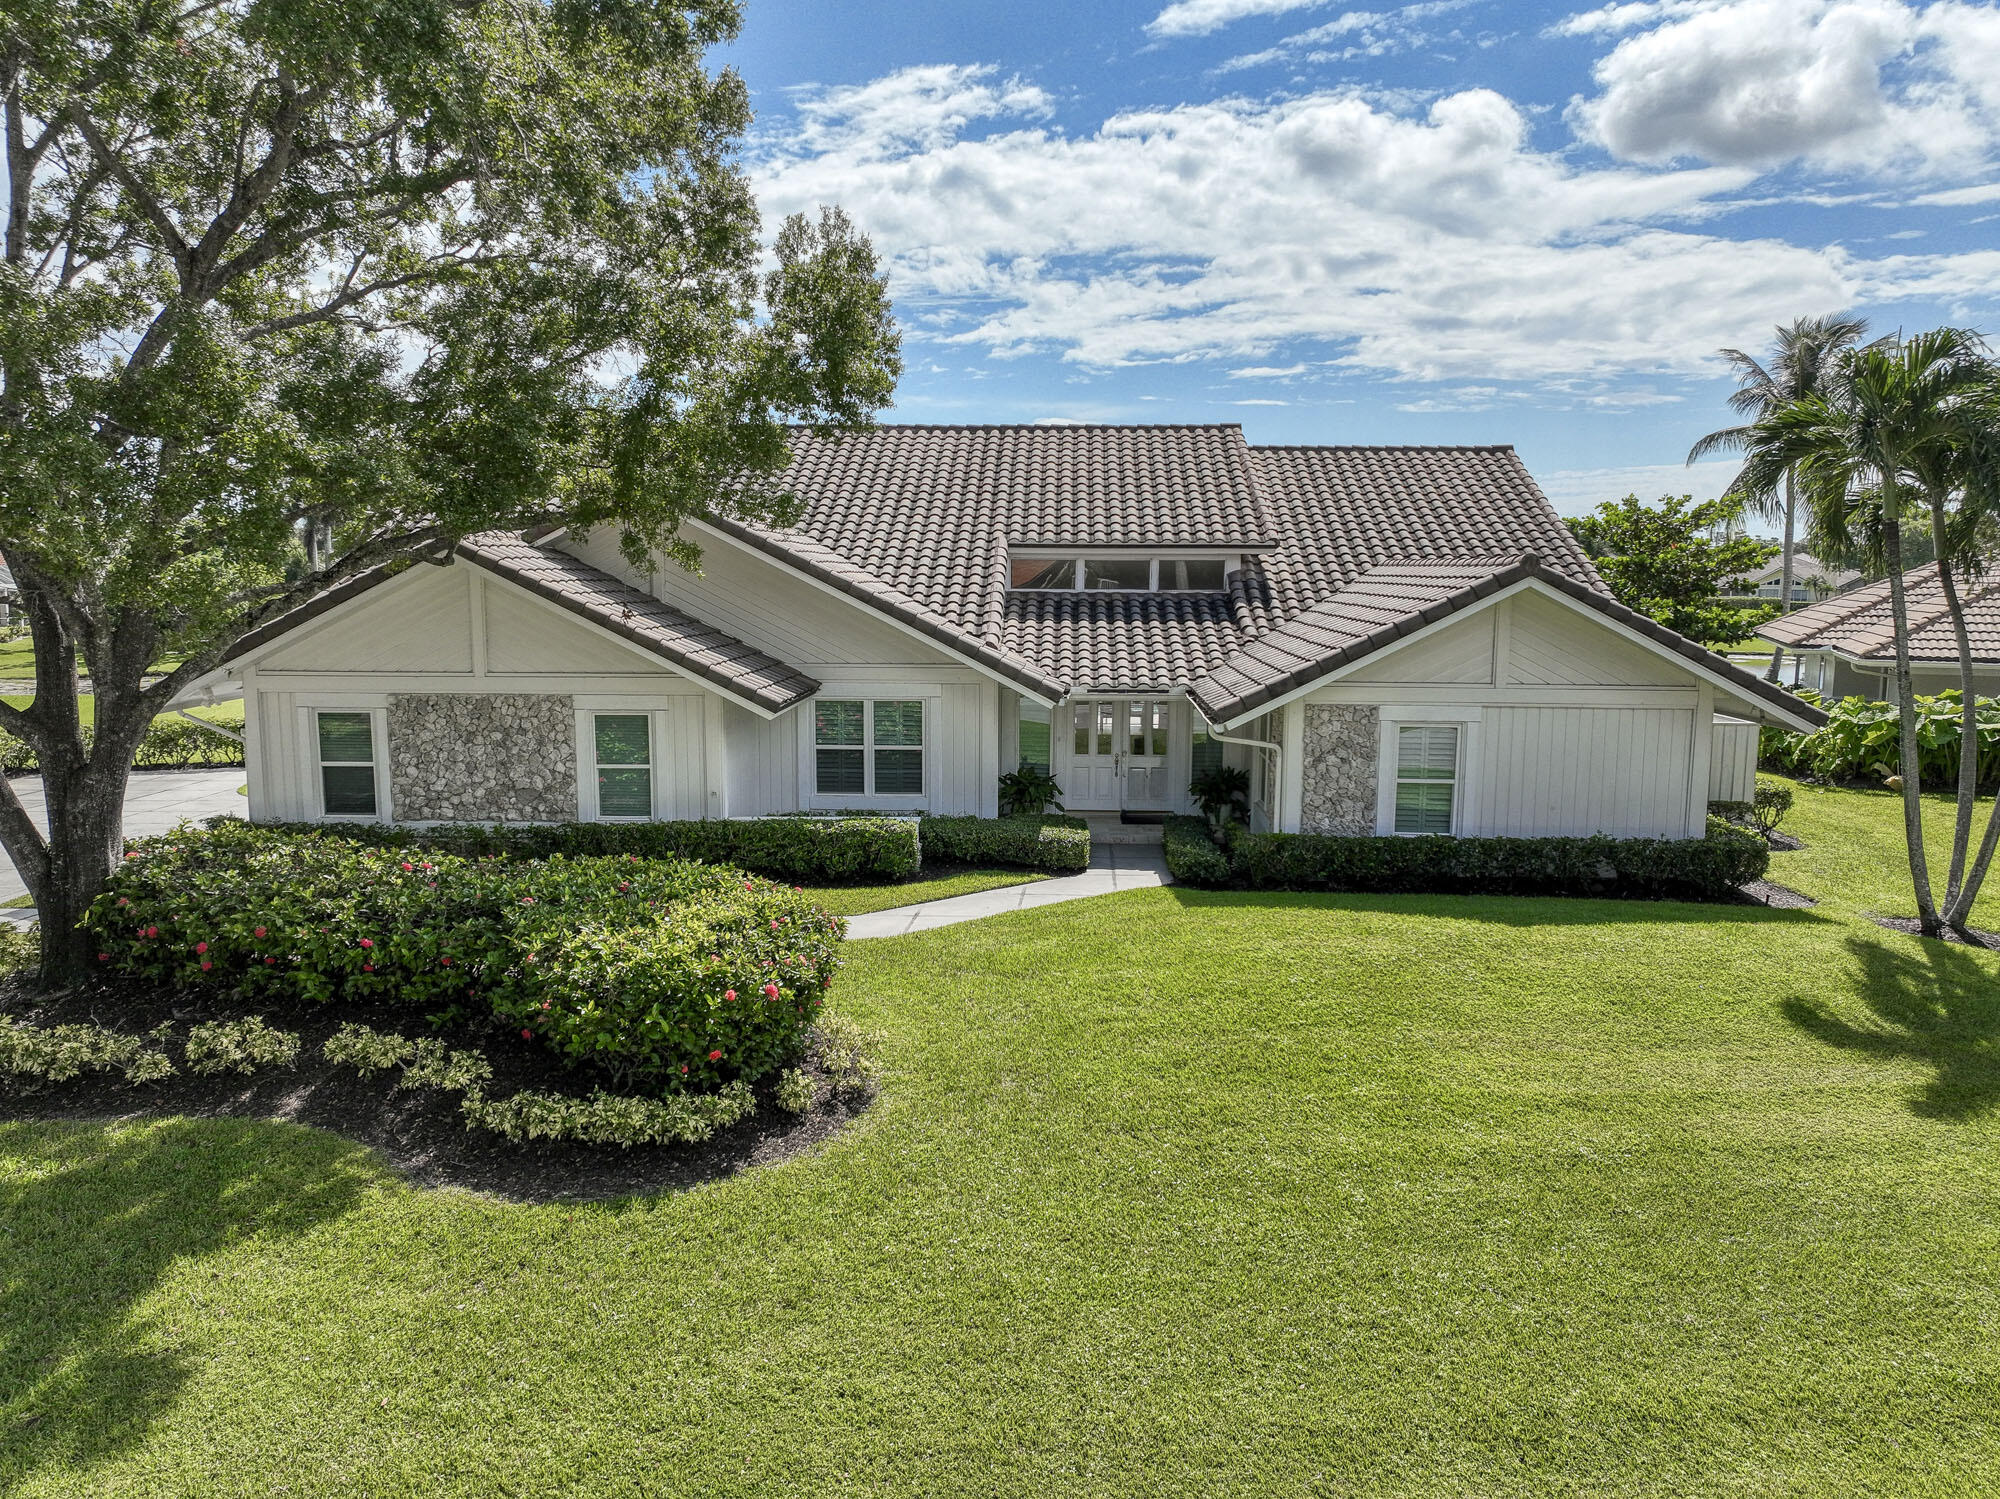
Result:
[1228, 362, 1309, 376]
[1551, 0, 1717, 37]
[1569, 0, 2000, 175]
[1538, 460, 1743, 515]
[1147, 0, 1330, 39]
[1216, 0, 1479, 70]
[752, 65, 2000, 389]
[1910, 180, 2000, 204]
[784, 63, 1052, 159]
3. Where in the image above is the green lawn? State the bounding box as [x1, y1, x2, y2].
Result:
[0, 639, 185, 680]
[3, 787, 2000, 1494]
[1722, 637, 1776, 657]
[0, 695, 241, 728]
[805, 866, 1046, 916]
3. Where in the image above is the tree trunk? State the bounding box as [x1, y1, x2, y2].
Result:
[1929, 510, 1980, 915]
[1881, 513, 1939, 935]
[1765, 469, 1797, 686]
[30, 740, 130, 987]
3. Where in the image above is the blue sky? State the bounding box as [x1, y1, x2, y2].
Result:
[719, 0, 2000, 518]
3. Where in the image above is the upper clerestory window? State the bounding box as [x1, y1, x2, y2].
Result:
[1009, 557, 1230, 592]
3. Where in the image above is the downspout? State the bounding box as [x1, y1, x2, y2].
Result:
[1196, 707, 1284, 831]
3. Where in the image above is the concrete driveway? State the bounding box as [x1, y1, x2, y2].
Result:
[0, 768, 246, 912]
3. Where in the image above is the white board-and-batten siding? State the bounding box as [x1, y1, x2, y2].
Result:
[240, 540, 1002, 824]
[1290, 587, 1730, 839]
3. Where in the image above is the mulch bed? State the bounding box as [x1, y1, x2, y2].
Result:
[0, 977, 873, 1203]
[1736, 879, 1817, 910]
[1870, 915, 2000, 949]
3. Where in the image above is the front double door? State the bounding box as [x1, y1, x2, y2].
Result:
[1067, 698, 1170, 812]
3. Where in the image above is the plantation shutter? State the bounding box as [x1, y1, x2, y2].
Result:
[1393, 725, 1459, 836]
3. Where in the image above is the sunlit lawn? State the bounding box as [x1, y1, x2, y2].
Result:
[804, 866, 1045, 916]
[0, 695, 240, 728]
[2, 784, 1998, 1495]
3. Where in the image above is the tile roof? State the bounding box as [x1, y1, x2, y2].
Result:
[739, 428, 1608, 693]
[1191, 554, 1828, 729]
[1759, 562, 2000, 664]
[226, 533, 821, 716]
[1729, 551, 1863, 590]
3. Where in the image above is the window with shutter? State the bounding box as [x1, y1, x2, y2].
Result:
[1393, 725, 1459, 835]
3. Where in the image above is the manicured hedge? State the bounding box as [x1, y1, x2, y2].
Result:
[84, 822, 841, 1089]
[263, 813, 921, 883]
[0, 712, 246, 774]
[917, 814, 1091, 873]
[1170, 815, 1767, 901]
[1163, 816, 1232, 886]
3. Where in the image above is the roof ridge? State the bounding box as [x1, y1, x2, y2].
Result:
[786, 421, 1246, 432]
[1252, 443, 1517, 453]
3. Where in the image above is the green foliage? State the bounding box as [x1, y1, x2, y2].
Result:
[1763, 689, 2000, 789]
[461, 1081, 757, 1147]
[1751, 777, 1796, 835]
[0, 713, 245, 774]
[83, 822, 842, 1089]
[0, 1015, 174, 1087]
[1163, 815, 1234, 886]
[917, 815, 1090, 873]
[813, 1013, 881, 1101]
[1565, 494, 1780, 646]
[775, 1067, 816, 1115]
[997, 765, 1065, 817]
[1174, 818, 1768, 900]
[183, 1017, 300, 1076]
[1188, 765, 1251, 827]
[321, 1023, 419, 1077]
[261, 814, 922, 883]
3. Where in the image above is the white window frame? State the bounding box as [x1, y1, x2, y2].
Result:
[574, 704, 671, 821]
[802, 695, 932, 807]
[1006, 551, 1239, 594]
[1373, 708, 1481, 837]
[295, 700, 391, 824]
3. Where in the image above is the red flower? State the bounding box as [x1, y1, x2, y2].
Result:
[144, 926, 158, 938]
[200, 961, 212, 971]
[253, 926, 266, 938]
[194, 941, 208, 954]
[725, 989, 737, 1002]
[521, 1028, 533, 1040]
[117, 897, 129, 907]
[708, 1049, 722, 1061]
[359, 938, 374, 949]
[441, 957, 452, 967]
[400, 862, 414, 872]
[124, 851, 139, 859]
[97, 952, 109, 962]
[762, 983, 779, 999]
[540, 1000, 550, 1011]
[268, 958, 279, 966]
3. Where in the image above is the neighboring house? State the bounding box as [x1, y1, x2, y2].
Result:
[1725, 551, 1862, 604]
[1759, 561, 2000, 702]
[181, 425, 1822, 839]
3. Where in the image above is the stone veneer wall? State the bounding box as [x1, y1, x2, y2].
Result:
[388, 693, 578, 823]
[1299, 704, 1380, 835]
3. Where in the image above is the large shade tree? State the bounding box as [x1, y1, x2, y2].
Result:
[0, 0, 901, 983]
[1737, 329, 2000, 937]
[1687, 313, 1872, 682]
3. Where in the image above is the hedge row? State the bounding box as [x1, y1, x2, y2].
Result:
[1162, 816, 1233, 886]
[1165, 815, 1767, 900]
[84, 822, 841, 1089]
[263, 814, 922, 883]
[917, 814, 1091, 873]
[0, 713, 246, 775]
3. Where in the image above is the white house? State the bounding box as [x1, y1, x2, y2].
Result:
[186, 425, 1822, 838]
[1760, 561, 2000, 703]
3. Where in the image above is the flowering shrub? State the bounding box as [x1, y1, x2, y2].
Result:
[85, 822, 844, 1089]
[184, 1016, 300, 1075]
[0, 1016, 175, 1086]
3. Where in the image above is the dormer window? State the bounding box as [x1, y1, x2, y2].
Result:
[1009, 554, 1231, 592]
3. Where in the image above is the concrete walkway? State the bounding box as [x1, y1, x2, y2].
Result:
[0, 767, 246, 916]
[845, 840, 1172, 939]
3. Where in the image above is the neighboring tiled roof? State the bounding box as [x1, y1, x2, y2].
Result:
[1191, 554, 1828, 729]
[1760, 562, 2000, 664]
[738, 428, 1606, 693]
[225, 533, 821, 715]
[1729, 551, 1863, 589]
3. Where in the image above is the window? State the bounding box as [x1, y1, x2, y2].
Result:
[1128, 700, 1167, 756]
[1190, 726, 1224, 779]
[1163, 558, 1227, 590]
[1017, 699, 1052, 773]
[1006, 555, 1233, 592]
[1393, 725, 1459, 835]
[593, 713, 653, 818]
[1083, 558, 1151, 591]
[815, 699, 925, 796]
[316, 711, 378, 818]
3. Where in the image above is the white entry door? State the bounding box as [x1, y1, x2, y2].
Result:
[1067, 699, 1171, 812]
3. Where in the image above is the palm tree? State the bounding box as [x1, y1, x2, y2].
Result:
[1688, 314, 1872, 682]
[1734, 328, 1998, 937]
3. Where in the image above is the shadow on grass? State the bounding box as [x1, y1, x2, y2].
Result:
[0, 1117, 372, 1485]
[1163, 884, 1836, 930]
[1783, 932, 2000, 1121]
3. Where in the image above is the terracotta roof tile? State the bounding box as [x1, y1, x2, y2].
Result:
[1759, 562, 2000, 664]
